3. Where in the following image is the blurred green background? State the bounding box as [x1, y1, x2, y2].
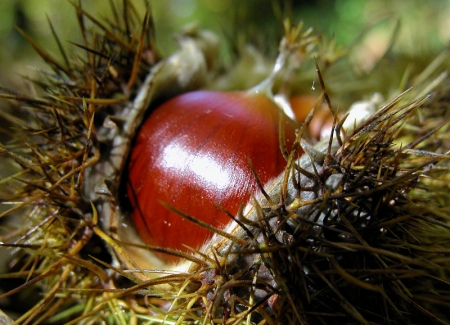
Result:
[0, 0, 449, 88]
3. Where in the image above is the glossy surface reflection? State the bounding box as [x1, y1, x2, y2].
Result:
[127, 90, 297, 262]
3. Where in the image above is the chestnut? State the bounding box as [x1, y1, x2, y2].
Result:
[289, 94, 334, 140]
[126, 90, 298, 263]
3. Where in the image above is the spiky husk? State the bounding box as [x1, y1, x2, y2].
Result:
[0, 2, 450, 325]
[182, 90, 450, 325]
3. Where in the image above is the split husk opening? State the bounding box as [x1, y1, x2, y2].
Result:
[0, 1, 450, 324]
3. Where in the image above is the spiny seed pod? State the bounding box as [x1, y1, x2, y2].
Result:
[0, 2, 450, 325]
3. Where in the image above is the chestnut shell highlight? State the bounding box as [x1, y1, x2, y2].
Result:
[127, 90, 297, 262]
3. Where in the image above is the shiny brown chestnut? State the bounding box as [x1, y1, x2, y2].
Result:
[126, 90, 298, 263]
[289, 94, 334, 140]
